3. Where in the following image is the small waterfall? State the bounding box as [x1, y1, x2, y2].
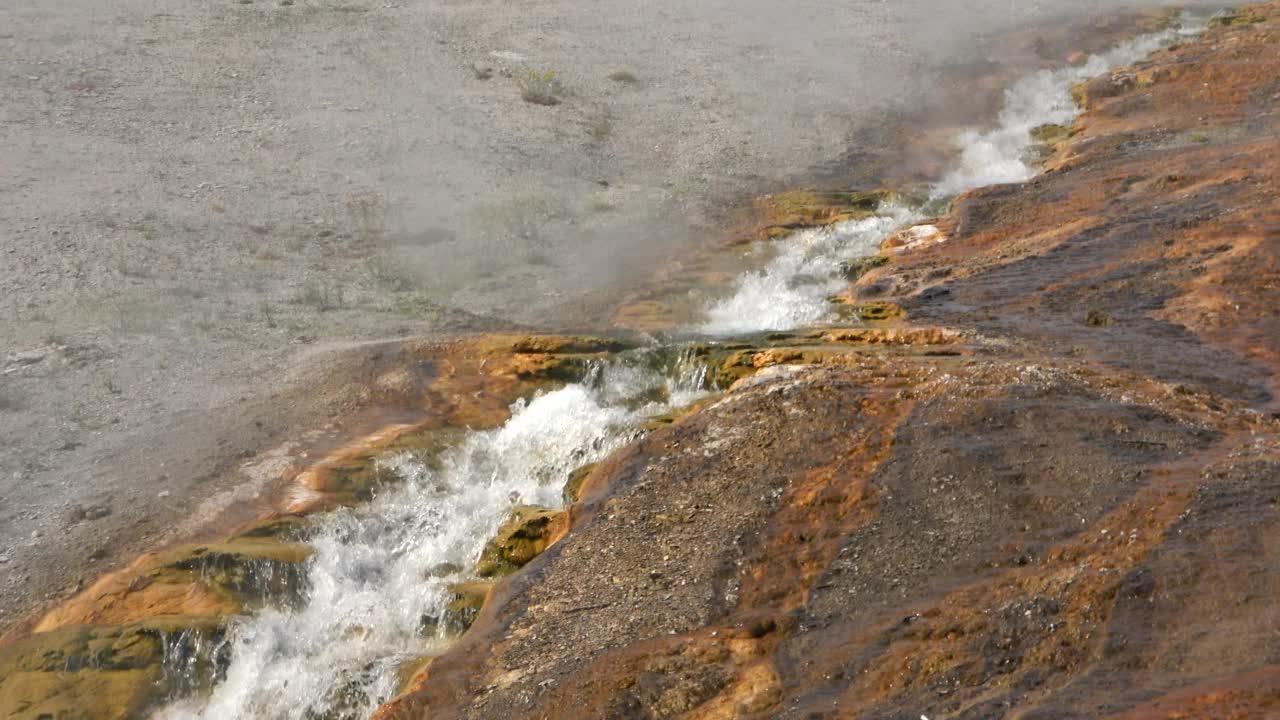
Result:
[154, 13, 1211, 719]
[933, 13, 1210, 197]
[158, 626, 232, 703]
[698, 208, 918, 336]
[698, 11, 1210, 338]
[157, 351, 711, 720]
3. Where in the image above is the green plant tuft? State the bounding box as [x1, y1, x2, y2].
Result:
[518, 69, 564, 106]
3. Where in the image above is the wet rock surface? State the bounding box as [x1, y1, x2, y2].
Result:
[0, 616, 226, 720]
[376, 7, 1280, 719]
[476, 507, 569, 579]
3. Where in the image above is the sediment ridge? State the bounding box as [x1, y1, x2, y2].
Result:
[3, 4, 1280, 719]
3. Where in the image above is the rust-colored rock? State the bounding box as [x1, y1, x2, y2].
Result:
[475, 507, 569, 578]
[376, 8, 1280, 719]
[0, 616, 226, 720]
[32, 539, 309, 634]
[820, 326, 960, 345]
[748, 189, 896, 240]
[426, 581, 493, 638]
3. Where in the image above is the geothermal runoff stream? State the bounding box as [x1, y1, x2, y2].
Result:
[157, 15, 1208, 719]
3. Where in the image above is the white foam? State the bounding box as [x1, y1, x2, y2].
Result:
[699, 209, 916, 336]
[934, 20, 1201, 197]
[158, 356, 704, 720]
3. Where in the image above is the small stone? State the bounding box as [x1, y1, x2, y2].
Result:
[157, 490, 171, 498]
[427, 561, 463, 577]
[13, 350, 46, 365]
[476, 507, 568, 578]
[30, 529, 41, 539]
[1085, 309, 1113, 327]
[126, 575, 154, 593]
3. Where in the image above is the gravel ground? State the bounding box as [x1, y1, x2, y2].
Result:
[0, 0, 1187, 630]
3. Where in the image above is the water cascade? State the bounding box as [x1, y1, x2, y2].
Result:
[157, 13, 1208, 718]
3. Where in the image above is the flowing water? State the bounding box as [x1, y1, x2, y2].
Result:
[157, 13, 1208, 718]
[159, 349, 708, 720]
[698, 208, 919, 336]
[700, 12, 1209, 337]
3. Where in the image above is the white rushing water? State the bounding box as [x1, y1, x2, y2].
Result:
[699, 12, 1207, 337]
[934, 15, 1209, 196]
[158, 14, 1208, 719]
[699, 208, 918, 335]
[158, 352, 707, 720]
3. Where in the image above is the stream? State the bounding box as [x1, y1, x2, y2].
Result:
[156, 13, 1208, 718]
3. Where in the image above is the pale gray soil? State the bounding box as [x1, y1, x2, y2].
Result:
[0, 0, 1188, 630]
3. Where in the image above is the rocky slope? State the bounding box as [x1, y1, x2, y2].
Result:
[3, 4, 1280, 720]
[375, 6, 1280, 719]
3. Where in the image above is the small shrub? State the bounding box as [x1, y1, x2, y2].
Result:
[518, 69, 564, 106]
[607, 70, 638, 83]
[586, 112, 613, 141]
[259, 301, 278, 328]
[1085, 309, 1113, 327]
[346, 192, 388, 247]
[293, 278, 345, 311]
[363, 255, 416, 292]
